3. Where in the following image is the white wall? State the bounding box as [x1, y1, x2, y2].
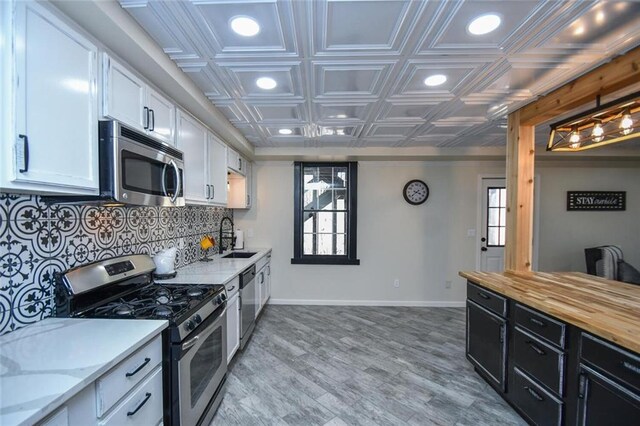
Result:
[235, 161, 504, 306]
[234, 160, 640, 305]
[536, 163, 640, 272]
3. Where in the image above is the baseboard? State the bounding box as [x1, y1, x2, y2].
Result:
[268, 299, 465, 307]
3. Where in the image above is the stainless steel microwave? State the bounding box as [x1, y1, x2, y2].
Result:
[45, 121, 185, 206]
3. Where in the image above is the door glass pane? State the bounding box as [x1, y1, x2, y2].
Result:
[488, 188, 500, 208]
[488, 208, 500, 226]
[499, 229, 506, 246]
[499, 188, 507, 207]
[488, 227, 500, 246]
[190, 327, 222, 407]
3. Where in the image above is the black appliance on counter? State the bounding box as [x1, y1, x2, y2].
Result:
[55, 254, 227, 426]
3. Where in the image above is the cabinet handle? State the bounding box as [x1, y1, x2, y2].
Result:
[477, 292, 490, 300]
[143, 106, 149, 129]
[524, 386, 544, 402]
[125, 357, 151, 377]
[149, 109, 155, 131]
[622, 361, 640, 375]
[526, 341, 546, 356]
[206, 185, 210, 199]
[211, 185, 215, 199]
[499, 324, 505, 343]
[239, 158, 242, 170]
[529, 317, 546, 327]
[578, 373, 587, 399]
[267, 266, 270, 276]
[228, 286, 235, 292]
[18, 134, 29, 173]
[247, 194, 250, 205]
[127, 392, 152, 416]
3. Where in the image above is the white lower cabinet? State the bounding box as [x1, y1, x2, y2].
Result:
[2, 0, 100, 195]
[226, 292, 240, 363]
[38, 386, 95, 426]
[263, 258, 271, 307]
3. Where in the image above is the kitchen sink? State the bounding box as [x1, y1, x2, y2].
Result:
[222, 252, 257, 259]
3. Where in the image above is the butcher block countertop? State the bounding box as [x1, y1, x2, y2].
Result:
[459, 271, 640, 354]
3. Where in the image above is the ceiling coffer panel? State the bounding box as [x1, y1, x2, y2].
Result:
[121, 0, 640, 148]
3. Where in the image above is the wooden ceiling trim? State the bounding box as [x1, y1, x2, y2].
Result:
[520, 45, 640, 126]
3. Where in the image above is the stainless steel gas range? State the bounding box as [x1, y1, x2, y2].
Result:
[55, 254, 227, 426]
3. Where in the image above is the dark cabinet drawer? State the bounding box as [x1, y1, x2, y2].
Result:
[515, 304, 566, 349]
[511, 367, 563, 426]
[581, 333, 640, 394]
[513, 327, 565, 396]
[467, 282, 507, 317]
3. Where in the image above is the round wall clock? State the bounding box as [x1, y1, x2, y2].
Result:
[403, 179, 429, 205]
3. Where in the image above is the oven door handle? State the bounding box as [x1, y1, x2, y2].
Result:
[180, 307, 227, 353]
[169, 159, 181, 204]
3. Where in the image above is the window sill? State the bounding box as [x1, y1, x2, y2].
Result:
[291, 257, 360, 265]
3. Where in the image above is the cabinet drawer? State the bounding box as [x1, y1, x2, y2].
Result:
[581, 333, 640, 394]
[467, 282, 507, 317]
[511, 367, 563, 426]
[515, 304, 566, 349]
[96, 335, 162, 417]
[99, 367, 163, 426]
[513, 327, 565, 396]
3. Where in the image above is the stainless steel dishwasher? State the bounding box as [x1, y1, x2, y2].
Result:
[239, 265, 256, 350]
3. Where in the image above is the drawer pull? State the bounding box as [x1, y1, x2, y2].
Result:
[526, 341, 546, 356]
[477, 292, 490, 300]
[529, 317, 546, 327]
[228, 286, 236, 292]
[127, 392, 152, 417]
[622, 361, 640, 375]
[524, 386, 544, 402]
[125, 357, 151, 378]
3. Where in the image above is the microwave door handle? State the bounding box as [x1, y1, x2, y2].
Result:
[170, 159, 181, 203]
[161, 163, 169, 197]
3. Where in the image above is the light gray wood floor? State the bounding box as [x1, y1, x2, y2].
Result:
[212, 305, 525, 426]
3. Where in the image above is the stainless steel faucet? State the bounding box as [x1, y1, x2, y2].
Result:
[219, 216, 235, 253]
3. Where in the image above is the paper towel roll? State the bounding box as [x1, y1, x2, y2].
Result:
[234, 230, 244, 250]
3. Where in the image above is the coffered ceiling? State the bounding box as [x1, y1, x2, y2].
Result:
[120, 0, 640, 149]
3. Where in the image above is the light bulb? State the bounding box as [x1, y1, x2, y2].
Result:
[591, 121, 604, 143]
[620, 111, 633, 136]
[569, 128, 581, 149]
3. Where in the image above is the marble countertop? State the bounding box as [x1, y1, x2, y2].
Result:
[0, 318, 167, 426]
[161, 247, 272, 286]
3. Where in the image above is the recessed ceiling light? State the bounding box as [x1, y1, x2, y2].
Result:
[468, 14, 501, 35]
[336, 114, 348, 119]
[424, 74, 447, 87]
[230, 16, 260, 37]
[279, 128, 293, 135]
[256, 77, 277, 90]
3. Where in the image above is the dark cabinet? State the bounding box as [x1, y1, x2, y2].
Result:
[577, 365, 640, 425]
[466, 300, 507, 391]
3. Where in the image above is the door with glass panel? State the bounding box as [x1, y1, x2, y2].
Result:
[480, 178, 506, 272]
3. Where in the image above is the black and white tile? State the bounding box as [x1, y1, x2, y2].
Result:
[0, 193, 233, 335]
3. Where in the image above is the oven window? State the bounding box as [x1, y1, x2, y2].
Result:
[121, 150, 181, 197]
[190, 327, 222, 407]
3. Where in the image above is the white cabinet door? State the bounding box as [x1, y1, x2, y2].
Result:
[102, 54, 146, 132]
[208, 133, 228, 206]
[227, 148, 244, 175]
[245, 161, 253, 208]
[177, 110, 207, 204]
[226, 293, 240, 363]
[147, 87, 175, 145]
[9, 1, 99, 194]
[256, 266, 266, 317]
[263, 261, 270, 306]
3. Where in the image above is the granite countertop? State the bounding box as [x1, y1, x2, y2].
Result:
[161, 247, 272, 286]
[460, 270, 640, 354]
[0, 318, 167, 426]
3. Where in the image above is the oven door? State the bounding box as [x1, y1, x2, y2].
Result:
[113, 137, 185, 207]
[176, 307, 227, 426]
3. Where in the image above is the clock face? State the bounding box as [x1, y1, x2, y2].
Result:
[403, 180, 429, 205]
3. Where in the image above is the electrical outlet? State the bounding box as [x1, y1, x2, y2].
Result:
[393, 279, 400, 288]
[467, 229, 476, 237]
[445, 280, 452, 289]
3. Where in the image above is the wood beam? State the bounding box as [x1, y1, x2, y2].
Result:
[505, 110, 535, 272]
[520, 45, 640, 126]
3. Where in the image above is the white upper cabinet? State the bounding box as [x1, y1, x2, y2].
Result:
[177, 110, 208, 204]
[1, 0, 100, 195]
[227, 148, 246, 176]
[227, 160, 252, 209]
[102, 54, 176, 145]
[208, 132, 228, 206]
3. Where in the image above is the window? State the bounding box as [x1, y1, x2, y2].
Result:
[292, 162, 359, 265]
[487, 186, 507, 247]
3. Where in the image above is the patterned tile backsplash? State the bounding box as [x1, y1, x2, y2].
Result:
[0, 193, 233, 335]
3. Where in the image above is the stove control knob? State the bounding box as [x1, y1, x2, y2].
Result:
[193, 314, 202, 324]
[184, 320, 195, 331]
[220, 293, 227, 302]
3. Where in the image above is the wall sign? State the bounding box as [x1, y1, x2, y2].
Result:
[567, 191, 626, 211]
